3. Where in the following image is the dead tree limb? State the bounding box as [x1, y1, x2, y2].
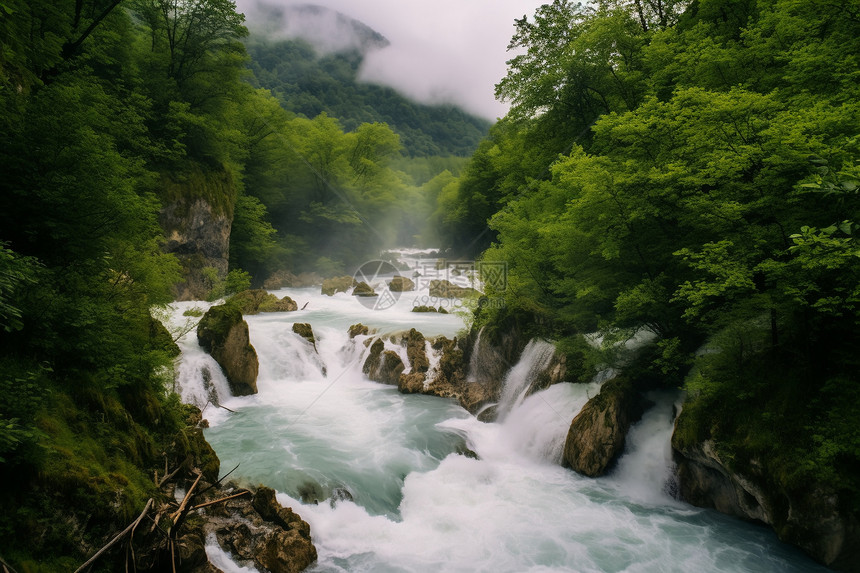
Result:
[189, 490, 250, 511]
[73, 498, 153, 573]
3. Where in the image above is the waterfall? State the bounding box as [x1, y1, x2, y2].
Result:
[608, 390, 684, 503]
[165, 289, 827, 573]
[174, 351, 232, 409]
[499, 380, 603, 463]
[496, 339, 556, 417]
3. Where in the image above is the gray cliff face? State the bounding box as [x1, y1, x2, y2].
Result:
[160, 197, 232, 301]
[672, 432, 860, 570]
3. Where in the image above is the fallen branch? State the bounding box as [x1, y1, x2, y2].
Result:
[189, 490, 250, 511]
[169, 472, 202, 526]
[158, 463, 184, 488]
[73, 498, 153, 573]
[219, 404, 237, 413]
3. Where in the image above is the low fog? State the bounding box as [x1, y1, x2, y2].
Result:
[238, 0, 547, 120]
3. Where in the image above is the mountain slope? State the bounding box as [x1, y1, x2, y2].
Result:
[244, 5, 491, 157]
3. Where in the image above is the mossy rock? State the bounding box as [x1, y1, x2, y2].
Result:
[388, 276, 415, 292]
[321, 276, 355, 296]
[429, 279, 480, 298]
[352, 281, 377, 297]
[197, 304, 258, 395]
[292, 323, 316, 350]
[149, 315, 180, 358]
[229, 289, 297, 314]
[411, 305, 437, 313]
[348, 323, 370, 338]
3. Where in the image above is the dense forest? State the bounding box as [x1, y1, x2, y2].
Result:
[1, 0, 859, 569]
[443, 0, 860, 539]
[0, 0, 470, 568]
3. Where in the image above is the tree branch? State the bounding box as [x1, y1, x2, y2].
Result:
[73, 498, 153, 573]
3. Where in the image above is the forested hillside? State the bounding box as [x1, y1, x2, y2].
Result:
[248, 38, 492, 157]
[441, 0, 859, 564]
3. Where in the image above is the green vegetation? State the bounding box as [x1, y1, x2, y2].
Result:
[247, 38, 491, 157]
[449, 0, 860, 508]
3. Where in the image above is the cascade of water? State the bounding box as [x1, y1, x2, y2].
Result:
[174, 351, 233, 409]
[499, 380, 604, 463]
[496, 339, 557, 417]
[607, 390, 685, 503]
[166, 289, 828, 573]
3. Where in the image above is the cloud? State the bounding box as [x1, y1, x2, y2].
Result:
[236, 0, 547, 120]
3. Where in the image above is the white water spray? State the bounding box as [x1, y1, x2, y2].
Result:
[164, 259, 827, 572]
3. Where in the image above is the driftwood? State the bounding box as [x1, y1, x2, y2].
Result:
[169, 472, 202, 529]
[189, 490, 250, 511]
[158, 463, 184, 488]
[73, 498, 153, 573]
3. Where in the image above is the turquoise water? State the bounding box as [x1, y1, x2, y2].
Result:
[168, 264, 830, 573]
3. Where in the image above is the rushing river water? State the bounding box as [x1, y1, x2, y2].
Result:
[166, 252, 828, 573]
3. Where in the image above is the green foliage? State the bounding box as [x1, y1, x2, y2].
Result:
[246, 37, 490, 157]
[453, 0, 860, 507]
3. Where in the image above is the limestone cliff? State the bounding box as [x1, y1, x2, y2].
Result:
[672, 416, 860, 571]
[159, 165, 236, 301]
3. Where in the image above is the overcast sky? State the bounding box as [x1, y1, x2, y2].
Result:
[237, 0, 548, 120]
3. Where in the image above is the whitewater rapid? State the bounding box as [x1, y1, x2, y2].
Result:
[165, 254, 827, 573]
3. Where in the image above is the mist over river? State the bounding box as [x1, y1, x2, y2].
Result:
[166, 252, 828, 573]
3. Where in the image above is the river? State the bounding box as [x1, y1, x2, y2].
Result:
[165, 251, 828, 573]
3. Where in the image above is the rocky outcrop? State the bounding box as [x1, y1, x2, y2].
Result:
[388, 276, 415, 292]
[321, 276, 355, 296]
[362, 339, 404, 385]
[197, 304, 258, 395]
[159, 166, 235, 301]
[292, 323, 316, 351]
[229, 289, 298, 314]
[528, 352, 568, 397]
[403, 329, 430, 373]
[429, 279, 480, 298]
[411, 305, 448, 313]
[673, 421, 860, 570]
[352, 281, 376, 297]
[348, 323, 370, 338]
[197, 484, 317, 573]
[562, 376, 647, 477]
[398, 335, 498, 415]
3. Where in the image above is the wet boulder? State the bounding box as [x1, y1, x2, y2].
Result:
[321, 276, 355, 296]
[348, 323, 370, 338]
[562, 376, 648, 477]
[352, 281, 377, 297]
[197, 304, 258, 395]
[292, 323, 316, 352]
[362, 339, 405, 385]
[388, 276, 415, 292]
